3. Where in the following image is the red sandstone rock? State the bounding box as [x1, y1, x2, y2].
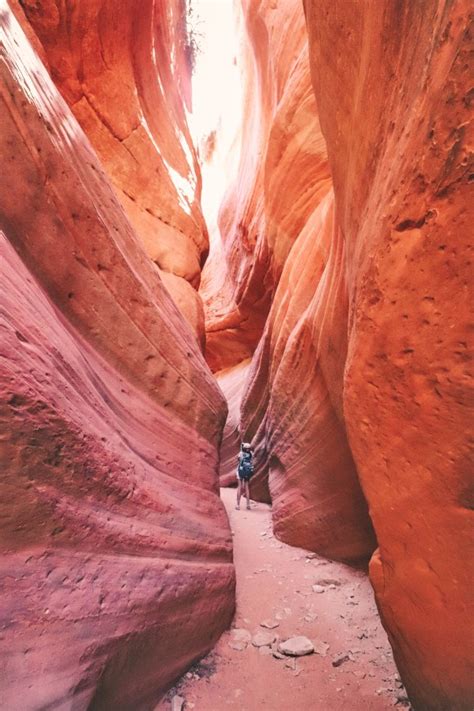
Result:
[12, 0, 209, 343]
[216, 360, 251, 487]
[3, 0, 472, 708]
[304, 1, 473, 708]
[240, 192, 375, 558]
[205, 0, 375, 562]
[201, 0, 331, 371]
[0, 8, 233, 709]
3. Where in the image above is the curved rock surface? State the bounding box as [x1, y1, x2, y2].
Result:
[206, 0, 472, 707]
[240, 191, 376, 559]
[12, 0, 209, 344]
[2, 1, 472, 710]
[201, 0, 331, 371]
[304, 1, 473, 708]
[215, 360, 251, 487]
[206, 0, 375, 562]
[0, 8, 233, 710]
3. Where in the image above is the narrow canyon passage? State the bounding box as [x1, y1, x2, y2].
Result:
[158, 489, 404, 711]
[1, 1, 472, 710]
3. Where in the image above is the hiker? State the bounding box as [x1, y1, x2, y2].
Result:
[236, 442, 254, 510]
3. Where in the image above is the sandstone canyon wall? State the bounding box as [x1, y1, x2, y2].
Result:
[2, 0, 472, 709]
[0, 6, 234, 710]
[239, 190, 376, 560]
[208, 0, 376, 563]
[201, 0, 332, 372]
[216, 360, 251, 487]
[303, 1, 474, 709]
[11, 0, 209, 345]
[204, 0, 473, 708]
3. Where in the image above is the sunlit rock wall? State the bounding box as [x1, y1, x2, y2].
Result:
[207, 0, 375, 562]
[201, 0, 331, 372]
[11, 0, 209, 345]
[304, 1, 473, 708]
[0, 7, 234, 710]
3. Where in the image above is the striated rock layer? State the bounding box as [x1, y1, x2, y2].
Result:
[240, 191, 375, 558]
[0, 8, 234, 710]
[207, 0, 376, 563]
[304, 1, 474, 709]
[208, 0, 473, 707]
[12, 0, 209, 344]
[216, 360, 251, 487]
[201, 0, 332, 371]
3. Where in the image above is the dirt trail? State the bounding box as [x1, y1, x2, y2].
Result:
[157, 489, 409, 710]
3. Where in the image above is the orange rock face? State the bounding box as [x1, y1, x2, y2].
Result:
[304, 1, 473, 708]
[2, 0, 472, 709]
[206, 0, 375, 563]
[240, 191, 376, 560]
[0, 7, 233, 709]
[13, 0, 209, 344]
[206, 0, 472, 707]
[201, 0, 331, 372]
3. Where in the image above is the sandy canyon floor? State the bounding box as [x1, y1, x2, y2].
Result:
[157, 488, 410, 711]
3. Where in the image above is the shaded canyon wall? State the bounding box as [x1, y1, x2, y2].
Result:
[216, 359, 251, 487]
[0, 4, 234, 710]
[201, 0, 332, 371]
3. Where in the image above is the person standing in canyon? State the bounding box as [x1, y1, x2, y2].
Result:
[236, 442, 254, 510]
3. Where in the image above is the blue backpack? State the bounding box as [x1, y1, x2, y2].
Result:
[239, 452, 254, 477]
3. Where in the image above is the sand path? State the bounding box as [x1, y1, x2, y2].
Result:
[157, 488, 408, 710]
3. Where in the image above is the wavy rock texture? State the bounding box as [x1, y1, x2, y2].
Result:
[12, 0, 208, 344]
[240, 191, 376, 559]
[304, 1, 474, 708]
[205, 0, 375, 562]
[216, 360, 251, 487]
[0, 8, 234, 710]
[201, 0, 331, 371]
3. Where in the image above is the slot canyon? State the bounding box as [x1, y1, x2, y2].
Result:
[0, 0, 472, 709]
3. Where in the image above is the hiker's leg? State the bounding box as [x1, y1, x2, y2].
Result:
[236, 480, 242, 509]
[245, 480, 250, 509]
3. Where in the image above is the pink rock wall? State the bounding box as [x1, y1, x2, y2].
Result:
[2, 0, 472, 709]
[201, 0, 331, 372]
[304, 1, 473, 708]
[12, 0, 209, 344]
[0, 7, 234, 709]
[216, 360, 251, 487]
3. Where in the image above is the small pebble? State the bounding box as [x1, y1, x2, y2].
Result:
[278, 636, 314, 657]
[260, 619, 279, 629]
[332, 654, 351, 667]
[171, 695, 185, 711]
